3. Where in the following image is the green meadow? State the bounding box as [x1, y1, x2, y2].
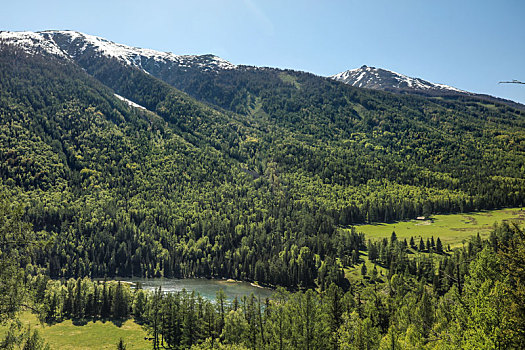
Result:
[2, 208, 524, 349]
[0, 313, 150, 350]
[344, 252, 389, 285]
[354, 207, 525, 247]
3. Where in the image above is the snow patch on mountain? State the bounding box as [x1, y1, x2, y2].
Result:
[114, 94, 146, 110]
[0, 31, 68, 58]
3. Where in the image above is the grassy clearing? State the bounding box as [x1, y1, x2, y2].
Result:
[0, 313, 151, 350]
[344, 252, 389, 285]
[354, 207, 525, 247]
[278, 72, 301, 89]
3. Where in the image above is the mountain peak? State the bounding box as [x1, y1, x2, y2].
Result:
[331, 65, 464, 94]
[0, 30, 68, 58]
[42, 30, 238, 73]
[0, 30, 237, 74]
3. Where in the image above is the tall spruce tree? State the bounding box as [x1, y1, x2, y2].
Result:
[436, 237, 443, 254]
[112, 281, 128, 319]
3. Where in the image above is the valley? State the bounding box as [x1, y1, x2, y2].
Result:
[355, 206, 525, 247]
[0, 28, 524, 349]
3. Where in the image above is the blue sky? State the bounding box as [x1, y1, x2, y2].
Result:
[2, 0, 525, 104]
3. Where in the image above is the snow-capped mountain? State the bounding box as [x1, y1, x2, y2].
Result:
[0, 30, 236, 74]
[1, 30, 523, 111]
[0, 31, 68, 58]
[330, 65, 525, 110]
[331, 65, 465, 95]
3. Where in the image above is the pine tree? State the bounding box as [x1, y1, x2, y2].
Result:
[267, 288, 289, 350]
[181, 291, 197, 347]
[352, 249, 360, 265]
[216, 289, 227, 336]
[325, 283, 343, 349]
[419, 238, 425, 252]
[245, 294, 258, 349]
[361, 263, 367, 276]
[133, 289, 146, 321]
[116, 338, 126, 350]
[372, 265, 378, 282]
[112, 282, 128, 319]
[93, 282, 100, 317]
[101, 281, 110, 318]
[203, 301, 217, 342]
[23, 328, 49, 350]
[390, 231, 397, 244]
[74, 278, 84, 319]
[0, 192, 35, 323]
[436, 237, 443, 254]
[368, 242, 378, 263]
[417, 290, 434, 337]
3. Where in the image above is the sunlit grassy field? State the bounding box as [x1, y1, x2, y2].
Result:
[354, 207, 525, 247]
[344, 207, 525, 283]
[344, 252, 389, 284]
[0, 313, 151, 350]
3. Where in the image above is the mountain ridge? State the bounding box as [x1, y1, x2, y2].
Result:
[1, 30, 523, 110]
[332, 64, 525, 110]
[0, 30, 237, 73]
[331, 65, 465, 93]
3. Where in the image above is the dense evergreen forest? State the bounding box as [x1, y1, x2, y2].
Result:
[3, 190, 525, 348]
[0, 37, 524, 348]
[0, 44, 523, 285]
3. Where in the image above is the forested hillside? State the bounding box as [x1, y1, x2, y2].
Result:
[11, 218, 525, 349]
[53, 32, 525, 217]
[1, 32, 525, 288]
[1, 30, 525, 349]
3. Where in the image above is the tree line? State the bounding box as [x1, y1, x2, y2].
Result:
[13, 221, 524, 349]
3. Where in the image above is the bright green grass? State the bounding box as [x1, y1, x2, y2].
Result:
[278, 72, 301, 89]
[344, 252, 389, 284]
[354, 207, 525, 247]
[0, 313, 151, 350]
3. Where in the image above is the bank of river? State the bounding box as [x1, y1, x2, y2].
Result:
[122, 278, 274, 301]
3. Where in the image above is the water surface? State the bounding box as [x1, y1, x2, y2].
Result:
[123, 278, 274, 301]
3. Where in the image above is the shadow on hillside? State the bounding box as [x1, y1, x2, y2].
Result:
[68, 317, 124, 327]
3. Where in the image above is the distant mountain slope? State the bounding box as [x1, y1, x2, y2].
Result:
[0, 29, 237, 82]
[0, 30, 69, 58]
[331, 65, 464, 93]
[43, 30, 237, 72]
[332, 65, 525, 111]
[3, 29, 521, 111]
